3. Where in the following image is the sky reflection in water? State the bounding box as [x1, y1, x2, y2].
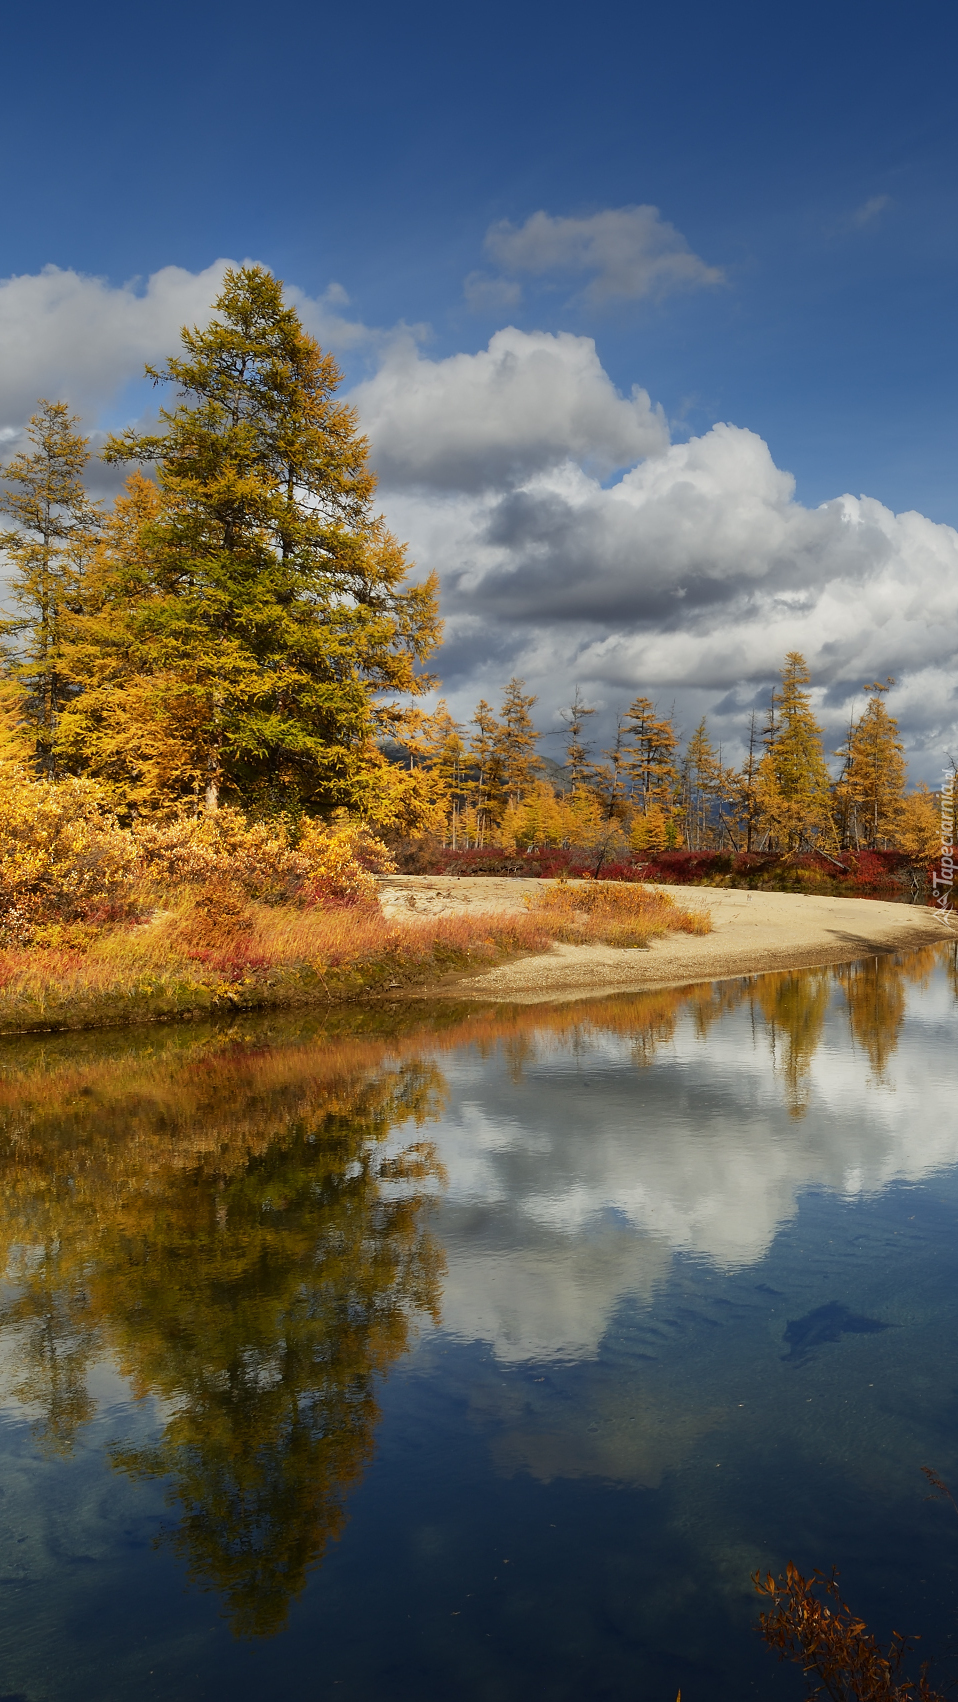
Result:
[0, 943, 956, 1701]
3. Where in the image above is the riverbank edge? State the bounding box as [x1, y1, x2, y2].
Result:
[0, 885, 951, 1036]
[383, 878, 956, 1005]
[426, 920, 956, 1006]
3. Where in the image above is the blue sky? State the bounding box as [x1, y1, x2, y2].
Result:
[2, 0, 957, 767]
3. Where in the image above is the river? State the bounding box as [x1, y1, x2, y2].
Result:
[0, 944, 956, 1700]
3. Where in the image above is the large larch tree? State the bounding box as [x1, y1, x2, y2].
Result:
[60, 266, 440, 816]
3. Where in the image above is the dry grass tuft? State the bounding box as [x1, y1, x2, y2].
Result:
[528, 880, 711, 947]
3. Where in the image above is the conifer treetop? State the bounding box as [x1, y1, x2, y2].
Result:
[102, 265, 377, 564]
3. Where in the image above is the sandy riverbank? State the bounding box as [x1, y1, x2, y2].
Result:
[379, 875, 955, 1002]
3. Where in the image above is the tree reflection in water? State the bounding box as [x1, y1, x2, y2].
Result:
[837, 943, 944, 1080]
[0, 1027, 447, 1636]
[757, 968, 832, 1116]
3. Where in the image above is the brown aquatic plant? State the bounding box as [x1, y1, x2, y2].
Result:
[753, 1562, 945, 1702]
[921, 1467, 958, 1520]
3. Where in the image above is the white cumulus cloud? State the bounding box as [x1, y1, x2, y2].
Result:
[353, 335, 958, 769]
[0, 261, 371, 442]
[353, 326, 669, 492]
[0, 260, 231, 434]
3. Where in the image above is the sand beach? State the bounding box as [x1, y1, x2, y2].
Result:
[379, 875, 956, 1003]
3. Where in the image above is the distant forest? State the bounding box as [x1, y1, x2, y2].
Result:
[388, 657, 940, 861]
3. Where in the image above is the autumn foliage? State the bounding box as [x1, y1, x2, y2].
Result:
[0, 269, 949, 1044]
[0, 770, 562, 1028]
[0, 768, 137, 944]
[1, 275, 949, 904]
[0, 766, 393, 945]
[389, 656, 946, 875]
[754, 1564, 945, 1702]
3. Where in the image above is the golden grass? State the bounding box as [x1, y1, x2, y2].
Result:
[528, 879, 711, 947]
[0, 878, 711, 1034]
[0, 897, 554, 1033]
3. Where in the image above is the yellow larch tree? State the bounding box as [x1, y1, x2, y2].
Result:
[620, 695, 679, 817]
[757, 653, 836, 851]
[0, 401, 101, 777]
[839, 680, 906, 849]
[61, 266, 440, 820]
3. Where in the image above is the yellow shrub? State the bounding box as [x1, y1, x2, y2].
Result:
[297, 816, 395, 905]
[0, 767, 137, 942]
[134, 808, 394, 907]
[629, 806, 671, 854]
[0, 769, 394, 948]
[134, 807, 308, 902]
[897, 786, 944, 861]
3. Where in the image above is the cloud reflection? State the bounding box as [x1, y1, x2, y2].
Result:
[430, 948, 957, 1362]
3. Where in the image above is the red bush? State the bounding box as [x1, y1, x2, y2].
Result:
[410, 843, 926, 898]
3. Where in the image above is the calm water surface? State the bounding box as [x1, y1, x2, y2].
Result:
[1, 946, 957, 1700]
